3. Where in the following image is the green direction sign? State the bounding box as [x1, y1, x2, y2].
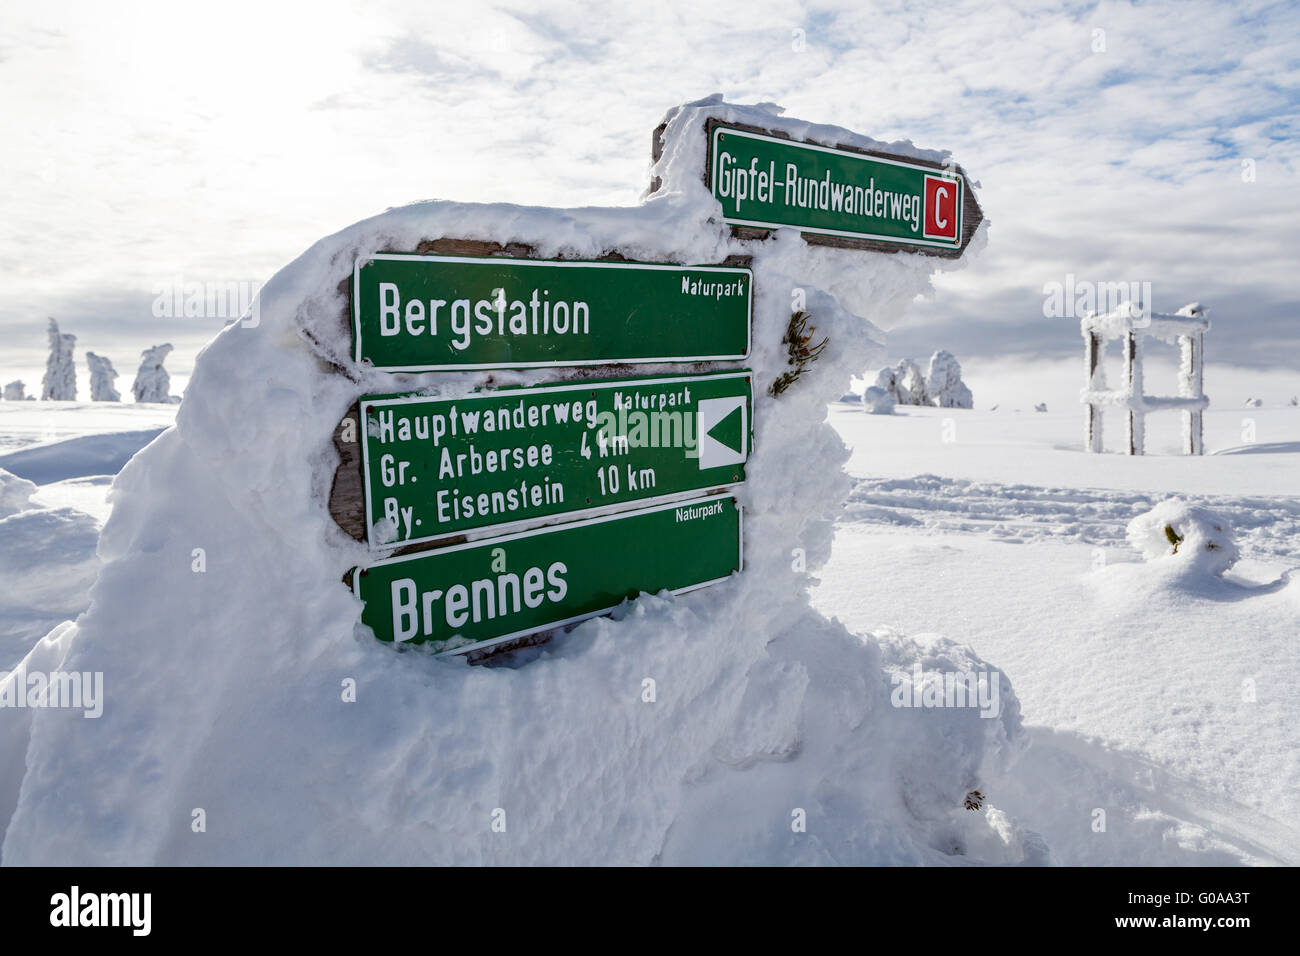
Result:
[709, 124, 965, 252]
[353, 495, 743, 654]
[353, 254, 752, 371]
[359, 370, 751, 549]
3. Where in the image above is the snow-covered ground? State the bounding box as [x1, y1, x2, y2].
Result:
[0, 96, 1293, 866]
[0, 403, 174, 668]
[0, 401, 176, 456]
[815, 401, 1300, 865]
[1, 393, 1293, 864]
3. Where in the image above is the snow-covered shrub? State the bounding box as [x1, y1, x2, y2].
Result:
[0, 98, 1024, 867]
[872, 365, 899, 400]
[861, 385, 896, 414]
[926, 350, 973, 409]
[2, 381, 27, 401]
[86, 352, 121, 402]
[1126, 499, 1240, 577]
[770, 310, 827, 397]
[1034, 403, 1047, 412]
[1243, 397, 1262, 408]
[132, 344, 173, 403]
[896, 359, 929, 405]
[41, 318, 76, 401]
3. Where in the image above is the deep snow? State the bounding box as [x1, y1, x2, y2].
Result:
[814, 402, 1300, 864]
[2, 96, 1294, 867]
[0, 98, 1036, 866]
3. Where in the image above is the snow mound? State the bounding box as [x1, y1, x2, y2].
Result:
[0, 505, 101, 669]
[0, 428, 166, 484]
[0, 97, 1009, 865]
[861, 385, 896, 414]
[1126, 499, 1240, 577]
[0, 467, 37, 517]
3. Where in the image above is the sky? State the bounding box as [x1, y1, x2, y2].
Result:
[1, 0, 1297, 399]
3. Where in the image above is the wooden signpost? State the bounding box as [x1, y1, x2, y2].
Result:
[340, 244, 756, 655]
[338, 107, 983, 656]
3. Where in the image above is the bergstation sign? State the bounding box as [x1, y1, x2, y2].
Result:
[353, 254, 752, 371]
[359, 371, 751, 548]
[353, 496, 743, 655]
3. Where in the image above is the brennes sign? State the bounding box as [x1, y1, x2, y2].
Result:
[352, 495, 743, 654]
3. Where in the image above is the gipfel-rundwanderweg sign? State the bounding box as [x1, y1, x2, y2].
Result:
[708, 123, 968, 254]
[353, 495, 742, 654]
[353, 253, 752, 371]
[359, 370, 751, 549]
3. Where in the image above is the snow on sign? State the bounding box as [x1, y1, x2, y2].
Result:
[357, 370, 751, 549]
[698, 120, 982, 257]
[352, 495, 743, 654]
[353, 253, 752, 371]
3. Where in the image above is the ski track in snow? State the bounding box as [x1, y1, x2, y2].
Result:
[843, 474, 1300, 563]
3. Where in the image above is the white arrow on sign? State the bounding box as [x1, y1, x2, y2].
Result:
[696, 396, 748, 470]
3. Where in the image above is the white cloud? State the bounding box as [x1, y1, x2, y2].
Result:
[0, 0, 1296, 384]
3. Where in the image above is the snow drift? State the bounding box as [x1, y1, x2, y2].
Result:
[0, 429, 167, 485]
[0, 97, 1019, 865]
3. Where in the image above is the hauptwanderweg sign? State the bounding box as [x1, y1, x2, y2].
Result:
[353, 495, 742, 654]
[668, 120, 982, 258]
[359, 370, 751, 548]
[353, 254, 752, 371]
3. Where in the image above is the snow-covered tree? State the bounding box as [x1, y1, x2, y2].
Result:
[873, 359, 930, 405]
[41, 317, 77, 401]
[86, 352, 121, 402]
[3, 381, 27, 401]
[926, 350, 973, 409]
[132, 343, 174, 403]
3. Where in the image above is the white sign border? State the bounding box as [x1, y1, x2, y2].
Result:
[710, 125, 965, 250]
[352, 254, 753, 371]
[359, 370, 753, 551]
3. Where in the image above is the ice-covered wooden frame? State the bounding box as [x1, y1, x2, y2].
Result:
[1081, 303, 1210, 456]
